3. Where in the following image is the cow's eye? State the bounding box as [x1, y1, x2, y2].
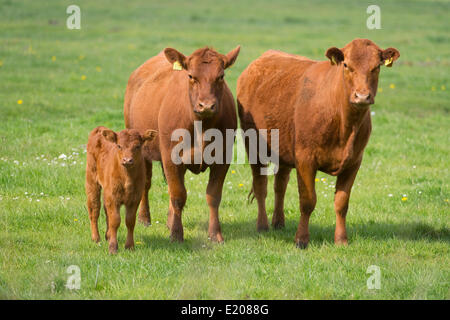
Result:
[117, 145, 122, 150]
[188, 74, 193, 79]
[217, 74, 224, 81]
[343, 63, 348, 68]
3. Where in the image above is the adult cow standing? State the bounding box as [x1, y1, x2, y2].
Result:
[124, 46, 240, 242]
[237, 39, 399, 248]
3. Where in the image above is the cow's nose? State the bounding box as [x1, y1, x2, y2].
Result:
[354, 92, 371, 104]
[121, 157, 134, 166]
[197, 102, 216, 112]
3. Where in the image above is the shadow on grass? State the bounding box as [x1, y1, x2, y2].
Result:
[221, 219, 450, 247]
[137, 218, 449, 251]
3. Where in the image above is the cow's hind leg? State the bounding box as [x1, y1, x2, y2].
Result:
[138, 160, 152, 226]
[272, 166, 291, 229]
[250, 163, 269, 232]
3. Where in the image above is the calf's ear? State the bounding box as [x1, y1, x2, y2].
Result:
[142, 129, 157, 142]
[164, 48, 187, 70]
[102, 129, 117, 143]
[223, 45, 241, 69]
[326, 47, 344, 65]
[381, 47, 400, 67]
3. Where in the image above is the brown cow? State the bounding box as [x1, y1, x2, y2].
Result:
[85, 126, 157, 254]
[124, 46, 240, 242]
[237, 39, 400, 248]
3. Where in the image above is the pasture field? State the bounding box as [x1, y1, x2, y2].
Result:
[0, 0, 449, 299]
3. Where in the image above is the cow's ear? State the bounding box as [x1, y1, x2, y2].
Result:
[142, 129, 157, 142]
[164, 48, 187, 70]
[326, 47, 344, 65]
[381, 47, 400, 67]
[223, 45, 241, 69]
[102, 129, 117, 143]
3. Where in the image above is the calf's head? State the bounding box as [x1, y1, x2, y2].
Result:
[164, 46, 240, 119]
[102, 129, 157, 168]
[326, 38, 400, 106]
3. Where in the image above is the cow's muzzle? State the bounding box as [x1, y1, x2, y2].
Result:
[350, 92, 374, 106]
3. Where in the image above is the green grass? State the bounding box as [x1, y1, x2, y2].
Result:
[0, 0, 449, 299]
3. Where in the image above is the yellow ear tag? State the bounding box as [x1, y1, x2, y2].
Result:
[331, 56, 336, 65]
[384, 57, 393, 66]
[173, 61, 182, 71]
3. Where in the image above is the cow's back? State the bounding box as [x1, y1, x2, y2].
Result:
[124, 51, 176, 161]
[237, 50, 315, 166]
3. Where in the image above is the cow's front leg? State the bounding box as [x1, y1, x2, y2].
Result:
[164, 161, 187, 242]
[295, 161, 317, 249]
[206, 164, 229, 243]
[334, 162, 361, 246]
[104, 200, 121, 254]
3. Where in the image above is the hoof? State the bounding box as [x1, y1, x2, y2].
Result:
[170, 231, 184, 243]
[209, 233, 224, 243]
[138, 216, 151, 227]
[108, 243, 118, 254]
[91, 235, 100, 243]
[125, 243, 135, 250]
[295, 241, 308, 249]
[271, 221, 285, 229]
[334, 237, 348, 246]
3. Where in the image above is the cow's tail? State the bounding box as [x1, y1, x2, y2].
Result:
[247, 186, 255, 204]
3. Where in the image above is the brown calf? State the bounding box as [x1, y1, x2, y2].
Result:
[124, 46, 240, 242]
[85, 126, 157, 254]
[237, 39, 400, 248]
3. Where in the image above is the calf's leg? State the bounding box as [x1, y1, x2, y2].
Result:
[85, 175, 101, 243]
[125, 202, 139, 250]
[105, 200, 121, 254]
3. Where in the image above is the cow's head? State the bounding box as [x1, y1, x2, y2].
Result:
[164, 46, 240, 119]
[102, 129, 157, 168]
[326, 39, 400, 106]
